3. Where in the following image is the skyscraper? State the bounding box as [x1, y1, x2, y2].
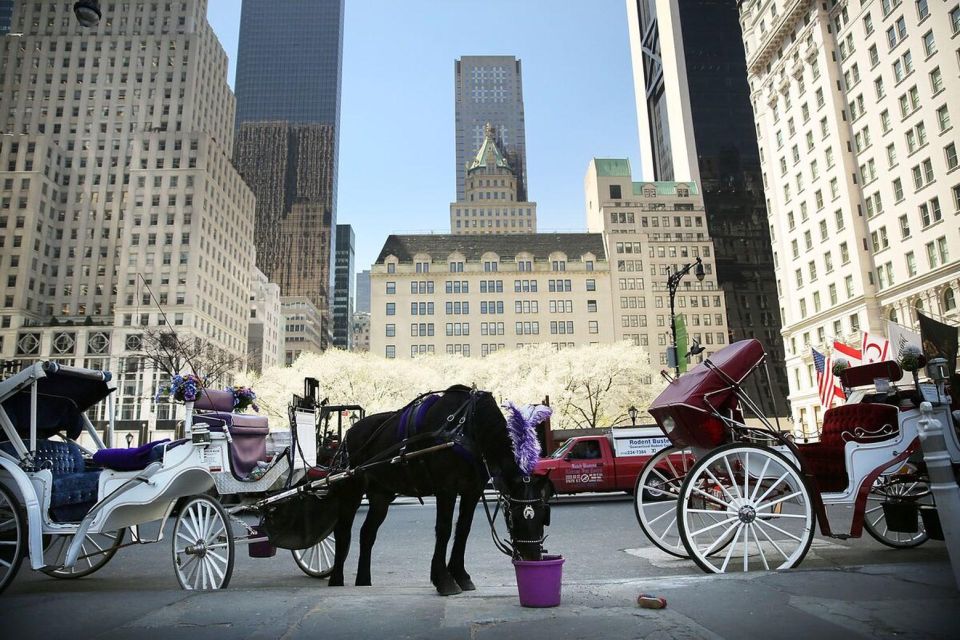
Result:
[0, 0, 256, 433]
[333, 224, 355, 349]
[455, 56, 528, 201]
[0, 0, 13, 35]
[233, 0, 344, 354]
[738, 0, 959, 436]
[627, 0, 788, 416]
[355, 270, 371, 314]
[235, 0, 344, 128]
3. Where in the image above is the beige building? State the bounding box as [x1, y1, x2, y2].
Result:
[370, 234, 613, 359]
[351, 311, 370, 352]
[585, 159, 730, 367]
[248, 267, 283, 373]
[282, 296, 325, 365]
[450, 123, 537, 235]
[738, 0, 960, 435]
[0, 0, 255, 434]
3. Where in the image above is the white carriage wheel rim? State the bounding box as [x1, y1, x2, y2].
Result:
[679, 446, 813, 573]
[0, 487, 23, 588]
[864, 476, 930, 546]
[174, 498, 232, 590]
[44, 529, 124, 576]
[636, 447, 693, 557]
[294, 534, 335, 576]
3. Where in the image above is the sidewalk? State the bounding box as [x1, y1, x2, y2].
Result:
[6, 561, 957, 639]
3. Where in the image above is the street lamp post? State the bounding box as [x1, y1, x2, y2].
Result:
[666, 256, 705, 378]
[628, 406, 638, 426]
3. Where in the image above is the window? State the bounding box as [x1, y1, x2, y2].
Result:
[920, 197, 942, 226]
[840, 242, 850, 264]
[385, 324, 395, 337]
[385, 346, 396, 359]
[386, 303, 395, 316]
[899, 214, 911, 238]
[930, 67, 944, 94]
[586, 279, 596, 292]
[868, 44, 879, 67]
[906, 251, 918, 276]
[385, 281, 396, 294]
[916, 0, 929, 20]
[946, 143, 958, 170]
[937, 106, 951, 132]
[609, 184, 622, 199]
[893, 178, 904, 201]
[922, 30, 936, 56]
[951, 5, 960, 34]
[886, 16, 906, 49]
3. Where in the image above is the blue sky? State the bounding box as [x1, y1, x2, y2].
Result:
[207, 0, 643, 270]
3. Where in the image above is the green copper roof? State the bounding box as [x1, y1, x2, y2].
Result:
[468, 123, 512, 174]
[593, 158, 632, 177]
[632, 181, 700, 196]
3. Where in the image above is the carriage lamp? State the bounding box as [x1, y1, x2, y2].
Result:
[927, 357, 949, 384]
[694, 260, 705, 282]
[628, 406, 638, 426]
[74, 0, 102, 27]
[125, 432, 134, 448]
[350, 412, 359, 427]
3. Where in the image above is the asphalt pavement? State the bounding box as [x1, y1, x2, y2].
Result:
[4, 496, 958, 639]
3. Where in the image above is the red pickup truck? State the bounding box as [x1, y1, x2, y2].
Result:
[534, 427, 671, 495]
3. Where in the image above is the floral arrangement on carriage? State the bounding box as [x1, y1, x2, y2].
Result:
[227, 385, 259, 413]
[155, 373, 205, 403]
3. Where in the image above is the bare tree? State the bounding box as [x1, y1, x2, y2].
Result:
[140, 329, 243, 387]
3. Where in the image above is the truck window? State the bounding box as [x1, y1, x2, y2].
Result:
[569, 440, 602, 460]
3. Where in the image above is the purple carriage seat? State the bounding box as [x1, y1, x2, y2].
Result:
[191, 389, 270, 478]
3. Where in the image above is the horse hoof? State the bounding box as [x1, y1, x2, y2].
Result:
[435, 579, 463, 596]
[454, 576, 476, 591]
[328, 576, 344, 587]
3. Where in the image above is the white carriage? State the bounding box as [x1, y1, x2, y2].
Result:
[0, 361, 335, 593]
[633, 339, 959, 573]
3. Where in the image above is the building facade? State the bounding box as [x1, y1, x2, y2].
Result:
[233, 122, 336, 351]
[355, 269, 371, 313]
[0, 0, 255, 436]
[333, 223, 354, 349]
[0, 0, 13, 35]
[627, 0, 788, 415]
[233, 0, 344, 356]
[351, 311, 370, 352]
[585, 159, 730, 368]
[370, 234, 614, 359]
[248, 267, 283, 373]
[450, 123, 537, 234]
[282, 296, 325, 365]
[234, 0, 344, 129]
[455, 56, 528, 201]
[738, 0, 960, 435]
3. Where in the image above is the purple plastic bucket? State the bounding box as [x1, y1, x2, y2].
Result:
[248, 525, 276, 558]
[512, 554, 564, 607]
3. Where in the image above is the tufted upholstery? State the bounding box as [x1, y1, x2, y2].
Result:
[798, 403, 900, 492]
[0, 439, 101, 522]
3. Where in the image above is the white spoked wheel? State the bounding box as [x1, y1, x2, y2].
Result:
[173, 495, 235, 590]
[0, 483, 26, 595]
[634, 446, 696, 558]
[42, 529, 126, 579]
[292, 532, 335, 578]
[863, 463, 931, 549]
[677, 443, 814, 573]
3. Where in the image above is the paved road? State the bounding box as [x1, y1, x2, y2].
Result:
[6, 494, 949, 594]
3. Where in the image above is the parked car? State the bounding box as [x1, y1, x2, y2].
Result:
[534, 427, 670, 495]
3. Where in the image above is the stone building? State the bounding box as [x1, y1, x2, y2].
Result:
[738, 0, 960, 435]
[248, 267, 283, 373]
[0, 0, 255, 437]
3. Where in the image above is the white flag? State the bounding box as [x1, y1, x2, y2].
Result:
[861, 331, 891, 364]
[886, 320, 921, 357]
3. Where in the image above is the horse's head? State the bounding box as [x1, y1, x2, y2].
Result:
[498, 472, 553, 561]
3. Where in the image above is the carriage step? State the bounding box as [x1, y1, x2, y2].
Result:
[828, 534, 851, 540]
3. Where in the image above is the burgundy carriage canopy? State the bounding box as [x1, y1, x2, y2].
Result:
[648, 339, 766, 449]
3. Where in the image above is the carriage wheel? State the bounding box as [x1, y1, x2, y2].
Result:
[172, 495, 235, 590]
[0, 483, 26, 595]
[42, 529, 126, 579]
[677, 443, 814, 573]
[634, 446, 695, 557]
[863, 463, 931, 549]
[292, 532, 335, 578]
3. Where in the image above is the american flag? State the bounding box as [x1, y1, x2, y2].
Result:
[812, 348, 843, 408]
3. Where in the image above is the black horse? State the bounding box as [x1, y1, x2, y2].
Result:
[327, 385, 552, 595]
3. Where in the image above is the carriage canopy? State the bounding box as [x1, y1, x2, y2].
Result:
[648, 339, 766, 449]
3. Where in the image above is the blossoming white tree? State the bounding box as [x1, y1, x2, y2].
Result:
[237, 342, 663, 431]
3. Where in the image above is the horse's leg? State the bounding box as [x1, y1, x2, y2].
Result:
[431, 491, 461, 596]
[328, 480, 363, 587]
[447, 489, 480, 591]
[355, 490, 393, 586]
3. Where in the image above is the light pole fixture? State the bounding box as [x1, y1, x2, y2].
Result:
[628, 405, 638, 426]
[349, 411, 359, 428]
[667, 256, 705, 378]
[74, 0, 102, 27]
[125, 432, 134, 448]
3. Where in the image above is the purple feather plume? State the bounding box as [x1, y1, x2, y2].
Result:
[503, 401, 551, 475]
